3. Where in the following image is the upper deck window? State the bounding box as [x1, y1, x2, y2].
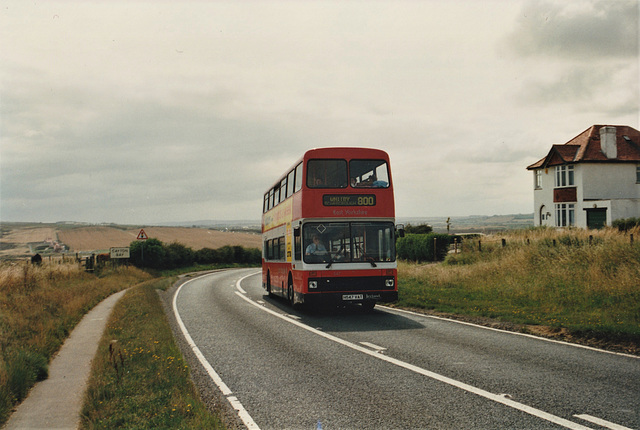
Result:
[294, 162, 303, 192]
[307, 159, 348, 188]
[350, 159, 389, 188]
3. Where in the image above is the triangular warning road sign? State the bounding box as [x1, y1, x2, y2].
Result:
[137, 229, 148, 240]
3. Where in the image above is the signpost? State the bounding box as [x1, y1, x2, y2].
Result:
[137, 229, 148, 262]
[110, 247, 130, 259]
[137, 229, 148, 240]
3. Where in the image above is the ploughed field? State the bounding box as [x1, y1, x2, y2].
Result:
[0, 223, 261, 259]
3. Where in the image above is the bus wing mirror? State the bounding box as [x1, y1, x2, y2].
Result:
[396, 224, 405, 238]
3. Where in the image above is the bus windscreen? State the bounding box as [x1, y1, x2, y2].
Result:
[303, 221, 395, 264]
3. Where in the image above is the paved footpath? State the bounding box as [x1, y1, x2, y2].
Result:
[4, 290, 127, 430]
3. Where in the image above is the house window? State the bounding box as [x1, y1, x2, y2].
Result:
[555, 203, 575, 227]
[534, 170, 542, 189]
[555, 165, 574, 187]
[636, 164, 640, 183]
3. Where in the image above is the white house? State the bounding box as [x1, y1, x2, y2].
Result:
[527, 125, 640, 229]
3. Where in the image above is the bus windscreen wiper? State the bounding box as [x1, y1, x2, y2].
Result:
[366, 257, 377, 267]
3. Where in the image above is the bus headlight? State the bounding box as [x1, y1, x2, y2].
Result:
[385, 278, 395, 288]
[309, 280, 318, 289]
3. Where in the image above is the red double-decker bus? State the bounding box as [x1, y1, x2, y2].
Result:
[261, 147, 402, 310]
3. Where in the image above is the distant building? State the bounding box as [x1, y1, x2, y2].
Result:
[526, 125, 640, 228]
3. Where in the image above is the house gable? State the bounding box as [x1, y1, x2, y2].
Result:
[527, 125, 640, 170]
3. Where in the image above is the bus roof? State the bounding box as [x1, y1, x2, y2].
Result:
[303, 147, 390, 160]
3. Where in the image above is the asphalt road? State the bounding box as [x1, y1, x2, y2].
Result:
[172, 268, 639, 430]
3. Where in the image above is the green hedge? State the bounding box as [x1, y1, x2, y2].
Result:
[397, 233, 451, 262]
[129, 239, 261, 269]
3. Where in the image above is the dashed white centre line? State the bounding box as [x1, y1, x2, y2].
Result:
[234, 284, 594, 430]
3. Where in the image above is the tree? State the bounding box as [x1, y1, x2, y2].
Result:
[130, 238, 166, 269]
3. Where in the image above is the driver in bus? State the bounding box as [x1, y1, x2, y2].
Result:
[305, 234, 327, 255]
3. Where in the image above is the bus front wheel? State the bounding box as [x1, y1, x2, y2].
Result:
[266, 273, 274, 297]
[287, 279, 294, 306]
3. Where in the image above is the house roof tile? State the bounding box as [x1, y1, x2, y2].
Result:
[526, 125, 640, 170]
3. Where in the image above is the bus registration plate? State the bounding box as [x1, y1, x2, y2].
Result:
[342, 294, 364, 301]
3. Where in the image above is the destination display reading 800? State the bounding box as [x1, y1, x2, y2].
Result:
[323, 194, 376, 206]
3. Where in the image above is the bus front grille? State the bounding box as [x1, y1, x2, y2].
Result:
[309, 276, 394, 292]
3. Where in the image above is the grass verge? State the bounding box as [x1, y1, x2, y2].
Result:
[395, 227, 640, 354]
[0, 261, 151, 426]
[80, 278, 225, 429]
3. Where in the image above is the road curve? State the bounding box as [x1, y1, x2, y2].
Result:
[171, 269, 639, 430]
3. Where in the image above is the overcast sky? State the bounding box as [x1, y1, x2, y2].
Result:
[1, 0, 638, 224]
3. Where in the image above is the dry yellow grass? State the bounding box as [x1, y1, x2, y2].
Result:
[397, 227, 640, 347]
[0, 260, 152, 424]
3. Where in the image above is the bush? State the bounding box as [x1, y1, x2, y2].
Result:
[165, 242, 195, 268]
[613, 217, 640, 232]
[195, 248, 219, 264]
[397, 233, 451, 262]
[404, 223, 433, 234]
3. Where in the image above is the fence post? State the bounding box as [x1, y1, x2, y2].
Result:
[433, 237, 437, 261]
[478, 240, 482, 252]
[631, 233, 634, 244]
[501, 238, 506, 247]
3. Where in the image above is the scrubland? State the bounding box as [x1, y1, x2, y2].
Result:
[0, 261, 151, 425]
[397, 227, 640, 352]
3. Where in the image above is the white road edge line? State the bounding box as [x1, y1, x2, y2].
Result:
[379, 305, 639, 360]
[573, 414, 634, 430]
[234, 275, 593, 430]
[174, 273, 260, 430]
[359, 341, 387, 353]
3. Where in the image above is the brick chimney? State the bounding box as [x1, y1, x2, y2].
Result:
[599, 126, 617, 159]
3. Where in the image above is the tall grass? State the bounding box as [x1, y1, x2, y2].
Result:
[80, 280, 225, 429]
[397, 227, 640, 347]
[0, 260, 152, 426]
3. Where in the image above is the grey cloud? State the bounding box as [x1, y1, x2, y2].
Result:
[1, 76, 299, 222]
[519, 67, 614, 102]
[506, 0, 639, 59]
[516, 64, 639, 115]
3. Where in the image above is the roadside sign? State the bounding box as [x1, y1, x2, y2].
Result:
[137, 229, 148, 240]
[110, 247, 130, 259]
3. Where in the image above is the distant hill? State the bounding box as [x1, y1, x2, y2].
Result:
[0, 222, 261, 260]
[398, 214, 534, 234]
